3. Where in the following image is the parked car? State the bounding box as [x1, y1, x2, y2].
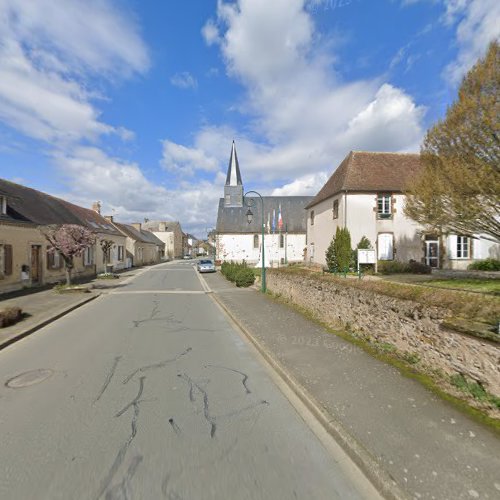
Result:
[183, 255, 192, 260]
[197, 259, 216, 273]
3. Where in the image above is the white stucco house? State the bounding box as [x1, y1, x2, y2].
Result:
[306, 151, 499, 270]
[216, 142, 312, 266]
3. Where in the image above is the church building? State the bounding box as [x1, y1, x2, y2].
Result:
[215, 142, 312, 266]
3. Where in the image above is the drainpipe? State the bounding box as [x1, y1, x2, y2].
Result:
[344, 190, 348, 228]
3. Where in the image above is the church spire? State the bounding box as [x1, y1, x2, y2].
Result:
[224, 141, 243, 207]
[225, 140, 242, 186]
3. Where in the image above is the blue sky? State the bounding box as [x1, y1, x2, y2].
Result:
[0, 0, 498, 237]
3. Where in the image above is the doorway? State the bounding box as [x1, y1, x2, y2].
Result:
[31, 245, 41, 283]
[425, 240, 439, 268]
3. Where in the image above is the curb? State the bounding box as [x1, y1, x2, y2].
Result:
[0, 293, 100, 352]
[211, 291, 409, 500]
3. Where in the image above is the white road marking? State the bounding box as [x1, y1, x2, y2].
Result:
[111, 290, 207, 295]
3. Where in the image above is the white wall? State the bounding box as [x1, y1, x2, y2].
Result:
[217, 233, 306, 266]
[151, 231, 175, 258]
[307, 193, 422, 267]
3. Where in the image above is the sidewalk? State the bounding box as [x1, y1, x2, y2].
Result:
[0, 266, 147, 350]
[205, 272, 500, 500]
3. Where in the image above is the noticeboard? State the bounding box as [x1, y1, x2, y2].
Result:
[357, 249, 376, 264]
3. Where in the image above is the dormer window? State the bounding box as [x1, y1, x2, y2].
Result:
[310, 210, 315, 225]
[377, 194, 392, 219]
[0, 195, 6, 215]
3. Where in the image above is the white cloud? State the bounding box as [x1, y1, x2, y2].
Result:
[161, 140, 218, 174]
[271, 172, 328, 196]
[0, 0, 149, 145]
[53, 146, 221, 237]
[443, 0, 500, 84]
[202, 19, 221, 46]
[176, 0, 426, 195]
[170, 72, 198, 90]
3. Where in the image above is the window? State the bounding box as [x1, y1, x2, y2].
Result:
[253, 234, 259, 249]
[332, 199, 339, 219]
[456, 236, 469, 259]
[377, 233, 394, 260]
[46, 250, 61, 270]
[225, 194, 231, 205]
[0, 244, 13, 277]
[280, 233, 284, 248]
[377, 194, 392, 219]
[310, 210, 315, 225]
[83, 246, 93, 266]
[118, 245, 124, 261]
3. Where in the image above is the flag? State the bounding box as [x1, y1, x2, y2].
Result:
[267, 212, 271, 234]
[278, 203, 283, 230]
[272, 209, 276, 233]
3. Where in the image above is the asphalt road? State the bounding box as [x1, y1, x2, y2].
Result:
[0, 261, 379, 500]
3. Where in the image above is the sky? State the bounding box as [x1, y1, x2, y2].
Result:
[0, 0, 498, 238]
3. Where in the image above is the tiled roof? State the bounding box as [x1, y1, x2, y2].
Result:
[142, 220, 182, 233]
[113, 223, 164, 247]
[216, 196, 313, 233]
[306, 151, 422, 209]
[0, 178, 121, 236]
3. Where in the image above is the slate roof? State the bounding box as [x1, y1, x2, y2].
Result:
[225, 141, 242, 186]
[216, 196, 313, 234]
[0, 178, 121, 236]
[113, 223, 164, 247]
[306, 151, 422, 209]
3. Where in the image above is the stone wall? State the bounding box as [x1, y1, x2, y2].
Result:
[267, 270, 500, 398]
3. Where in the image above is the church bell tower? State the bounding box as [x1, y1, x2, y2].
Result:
[224, 141, 243, 207]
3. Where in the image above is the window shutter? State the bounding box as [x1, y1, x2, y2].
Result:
[448, 235, 457, 259]
[47, 251, 53, 269]
[4, 244, 13, 275]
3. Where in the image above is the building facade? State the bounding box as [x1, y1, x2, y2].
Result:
[216, 142, 312, 266]
[306, 151, 499, 269]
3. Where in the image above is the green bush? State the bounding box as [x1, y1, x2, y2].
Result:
[377, 260, 432, 275]
[468, 259, 500, 271]
[235, 268, 256, 287]
[377, 260, 411, 274]
[221, 261, 255, 287]
[408, 260, 432, 274]
[326, 227, 352, 272]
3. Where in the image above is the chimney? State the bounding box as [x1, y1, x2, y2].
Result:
[132, 222, 142, 231]
[159, 222, 166, 232]
[104, 215, 114, 223]
[92, 201, 101, 214]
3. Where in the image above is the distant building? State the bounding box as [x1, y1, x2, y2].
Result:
[0, 179, 126, 293]
[215, 142, 312, 266]
[306, 151, 499, 269]
[142, 221, 184, 259]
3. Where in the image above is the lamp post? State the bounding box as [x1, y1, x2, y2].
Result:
[244, 190, 266, 293]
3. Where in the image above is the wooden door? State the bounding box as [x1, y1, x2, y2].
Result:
[31, 246, 41, 282]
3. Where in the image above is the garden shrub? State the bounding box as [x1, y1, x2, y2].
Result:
[408, 260, 432, 274]
[326, 227, 352, 272]
[468, 259, 500, 271]
[377, 260, 411, 274]
[221, 261, 255, 286]
[235, 268, 256, 287]
[0, 306, 23, 328]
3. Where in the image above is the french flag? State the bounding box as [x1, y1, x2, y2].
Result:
[278, 204, 283, 230]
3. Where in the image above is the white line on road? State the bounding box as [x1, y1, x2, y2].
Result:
[195, 269, 213, 293]
[110, 290, 207, 295]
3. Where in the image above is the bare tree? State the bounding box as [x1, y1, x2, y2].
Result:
[42, 224, 96, 285]
[100, 239, 114, 272]
[405, 40, 500, 242]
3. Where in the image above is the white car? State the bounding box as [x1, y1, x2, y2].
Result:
[197, 259, 216, 273]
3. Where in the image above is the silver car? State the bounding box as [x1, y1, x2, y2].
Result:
[197, 259, 216, 273]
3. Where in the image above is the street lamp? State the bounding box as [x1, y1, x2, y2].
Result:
[244, 190, 266, 293]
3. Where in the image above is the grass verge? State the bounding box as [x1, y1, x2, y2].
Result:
[266, 289, 500, 435]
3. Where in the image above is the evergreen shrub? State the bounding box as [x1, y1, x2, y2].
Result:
[468, 259, 500, 271]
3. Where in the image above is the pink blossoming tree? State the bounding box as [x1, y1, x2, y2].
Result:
[42, 224, 96, 285]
